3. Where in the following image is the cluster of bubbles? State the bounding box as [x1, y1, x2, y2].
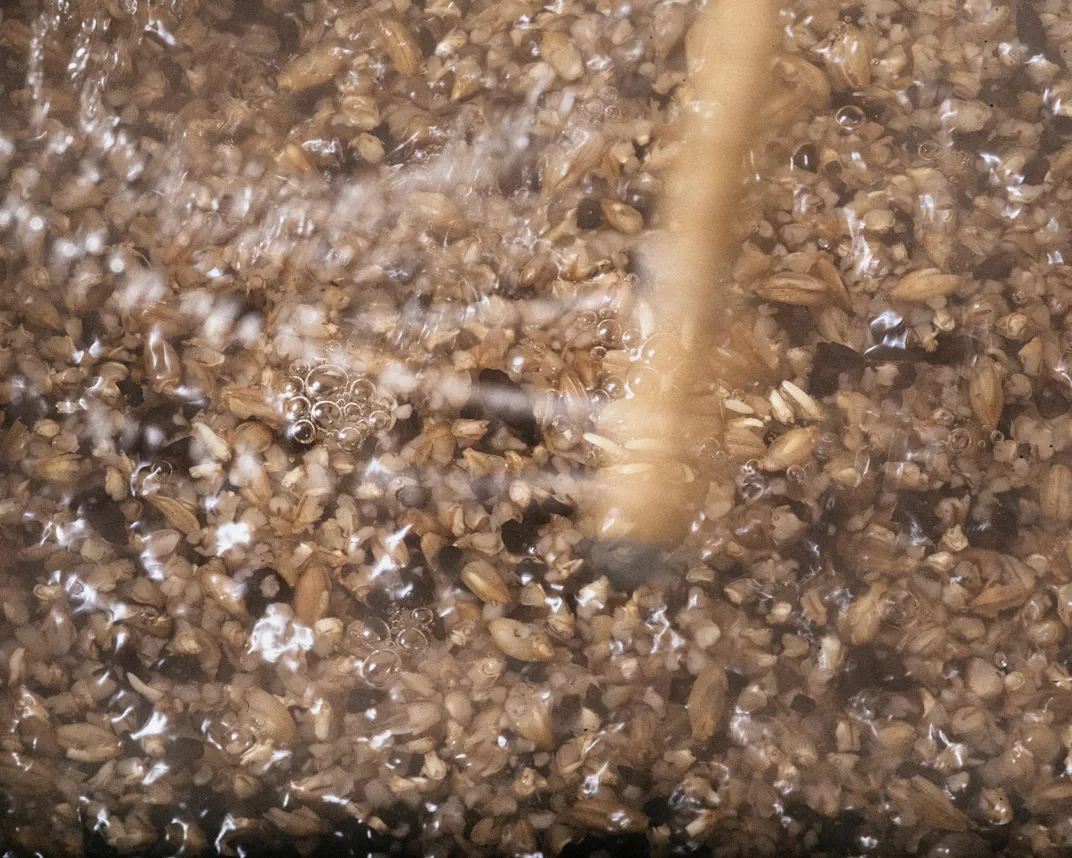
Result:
[622, 330, 689, 396]
[584, 309, 632, 409]
[345, 606, 435, 686]
[519, 307, 691, 416]
[279, 363, 397, 452]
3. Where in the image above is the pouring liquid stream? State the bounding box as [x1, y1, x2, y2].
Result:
[2, 0, 1072, 855]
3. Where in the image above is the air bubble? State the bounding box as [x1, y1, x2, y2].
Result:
[311, 399, 342, 428]
[305, 365, 348, 398]
[598, 307, 614, 320]
[589, 389, 610, 409]
[369, 410, 391, 432]
[948, 428, 971, 451]
[288, 419, 317, 446]
[349, 618, 391, 650]
[917, 140, 939, 161]
[283, 395, 310, 420]
[642, 333, 685, 370]
[990, 430, 1004, 444]
[591, 345, 607, 361]
[603, 376, 626, 398]
[835, 105, 866, 130]
[596, 319, 622, 345]
[361, 649, 401, 685]
[350, 377, 376, 400]
[578, 310, 598, 328]
[280, 376, 304, 397]
[409, 608, 435, 628]
[621, 327, 643, 349]
[336, 425, 366, 452]
[396, 626, 428, 655]
[376, 394, 397, 414]
[626, 365, 661, 397]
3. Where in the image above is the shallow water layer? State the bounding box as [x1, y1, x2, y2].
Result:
[2, 0, 1072, 856]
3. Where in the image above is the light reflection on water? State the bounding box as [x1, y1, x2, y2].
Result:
[1, 0, 1071, 853]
